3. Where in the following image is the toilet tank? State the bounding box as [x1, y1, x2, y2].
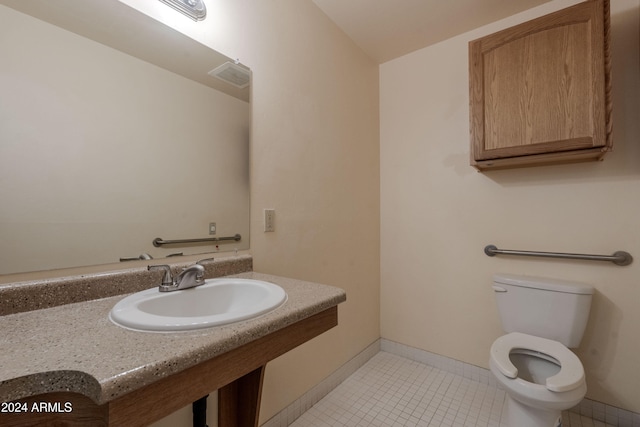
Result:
[493, 274, 594, 347]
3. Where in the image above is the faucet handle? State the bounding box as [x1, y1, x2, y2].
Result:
[194, 258, 214, 281]
[148, 264, 174, 286]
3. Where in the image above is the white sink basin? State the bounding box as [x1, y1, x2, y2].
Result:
[109, 278, 287, 332]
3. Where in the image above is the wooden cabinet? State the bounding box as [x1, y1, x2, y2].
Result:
[469, 0, 611, 171]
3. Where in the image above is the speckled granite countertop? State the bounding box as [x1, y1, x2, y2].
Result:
[0, 272, 346, 405]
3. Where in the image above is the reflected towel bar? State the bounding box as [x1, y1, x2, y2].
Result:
[153, 234, 241, 247]
[484, 245, 633, 266]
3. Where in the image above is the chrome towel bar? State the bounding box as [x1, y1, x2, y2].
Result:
[484, 244, 633, 266]
[153, 234, 241, 247]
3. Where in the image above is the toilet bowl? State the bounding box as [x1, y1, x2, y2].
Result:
[489, 274, 593, 426]
[490, 332, 587, 426]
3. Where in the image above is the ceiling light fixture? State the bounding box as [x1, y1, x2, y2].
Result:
[158, 0, 207, 21]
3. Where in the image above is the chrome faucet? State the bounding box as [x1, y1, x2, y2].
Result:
[148, 258, 213, 292]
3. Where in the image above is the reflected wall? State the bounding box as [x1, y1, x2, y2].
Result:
[0, 5, 250, 274]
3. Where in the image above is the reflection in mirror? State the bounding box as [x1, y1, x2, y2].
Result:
[0, 1, 250, 275]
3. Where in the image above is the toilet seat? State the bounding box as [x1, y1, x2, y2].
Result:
[490, 332, 585, 393]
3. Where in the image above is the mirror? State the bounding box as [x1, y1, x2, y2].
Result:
[0, 0, 250, 275]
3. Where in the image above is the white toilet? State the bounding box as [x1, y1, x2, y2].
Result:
[489, 274, 594, 427]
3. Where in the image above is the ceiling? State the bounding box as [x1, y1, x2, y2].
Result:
[312, 0, 553, 63]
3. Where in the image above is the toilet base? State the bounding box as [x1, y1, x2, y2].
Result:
[504, 395, 562, 427]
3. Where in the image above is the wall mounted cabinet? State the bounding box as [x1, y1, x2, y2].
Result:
[469, 0, 611, 171]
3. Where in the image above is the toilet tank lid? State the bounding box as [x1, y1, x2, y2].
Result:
[494, 274, 594, 295]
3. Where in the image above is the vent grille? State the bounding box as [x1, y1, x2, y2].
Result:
[208, 62, 250, 89]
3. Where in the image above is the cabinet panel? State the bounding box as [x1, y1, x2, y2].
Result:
[470, 0, 611, 170]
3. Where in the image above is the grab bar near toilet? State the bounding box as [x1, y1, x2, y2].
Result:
[484, 245, 633, 266]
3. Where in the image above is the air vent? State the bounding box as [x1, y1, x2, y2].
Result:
[208, 62, 250, 89]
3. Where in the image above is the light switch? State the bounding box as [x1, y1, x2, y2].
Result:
[264, 209, 275, 232]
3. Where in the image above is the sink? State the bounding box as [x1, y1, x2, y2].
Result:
[109, 278, 287, 332]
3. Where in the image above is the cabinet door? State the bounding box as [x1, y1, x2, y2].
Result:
[469, 0, 611, 170]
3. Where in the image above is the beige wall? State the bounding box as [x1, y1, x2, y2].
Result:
[240, 2, 380, 421]
[124, 0, 381, 424]
[235, 1, 380, 422]
[381, 0, 640, 414]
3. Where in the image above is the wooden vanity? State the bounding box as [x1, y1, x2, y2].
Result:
[0, 267, 346, 427]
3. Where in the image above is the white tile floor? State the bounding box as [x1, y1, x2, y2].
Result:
[290, 352, 614, 427]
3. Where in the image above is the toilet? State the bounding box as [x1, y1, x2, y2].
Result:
[489, 274, 594, 427]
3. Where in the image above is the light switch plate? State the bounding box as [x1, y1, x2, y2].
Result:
[264, 209, 275, 232]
